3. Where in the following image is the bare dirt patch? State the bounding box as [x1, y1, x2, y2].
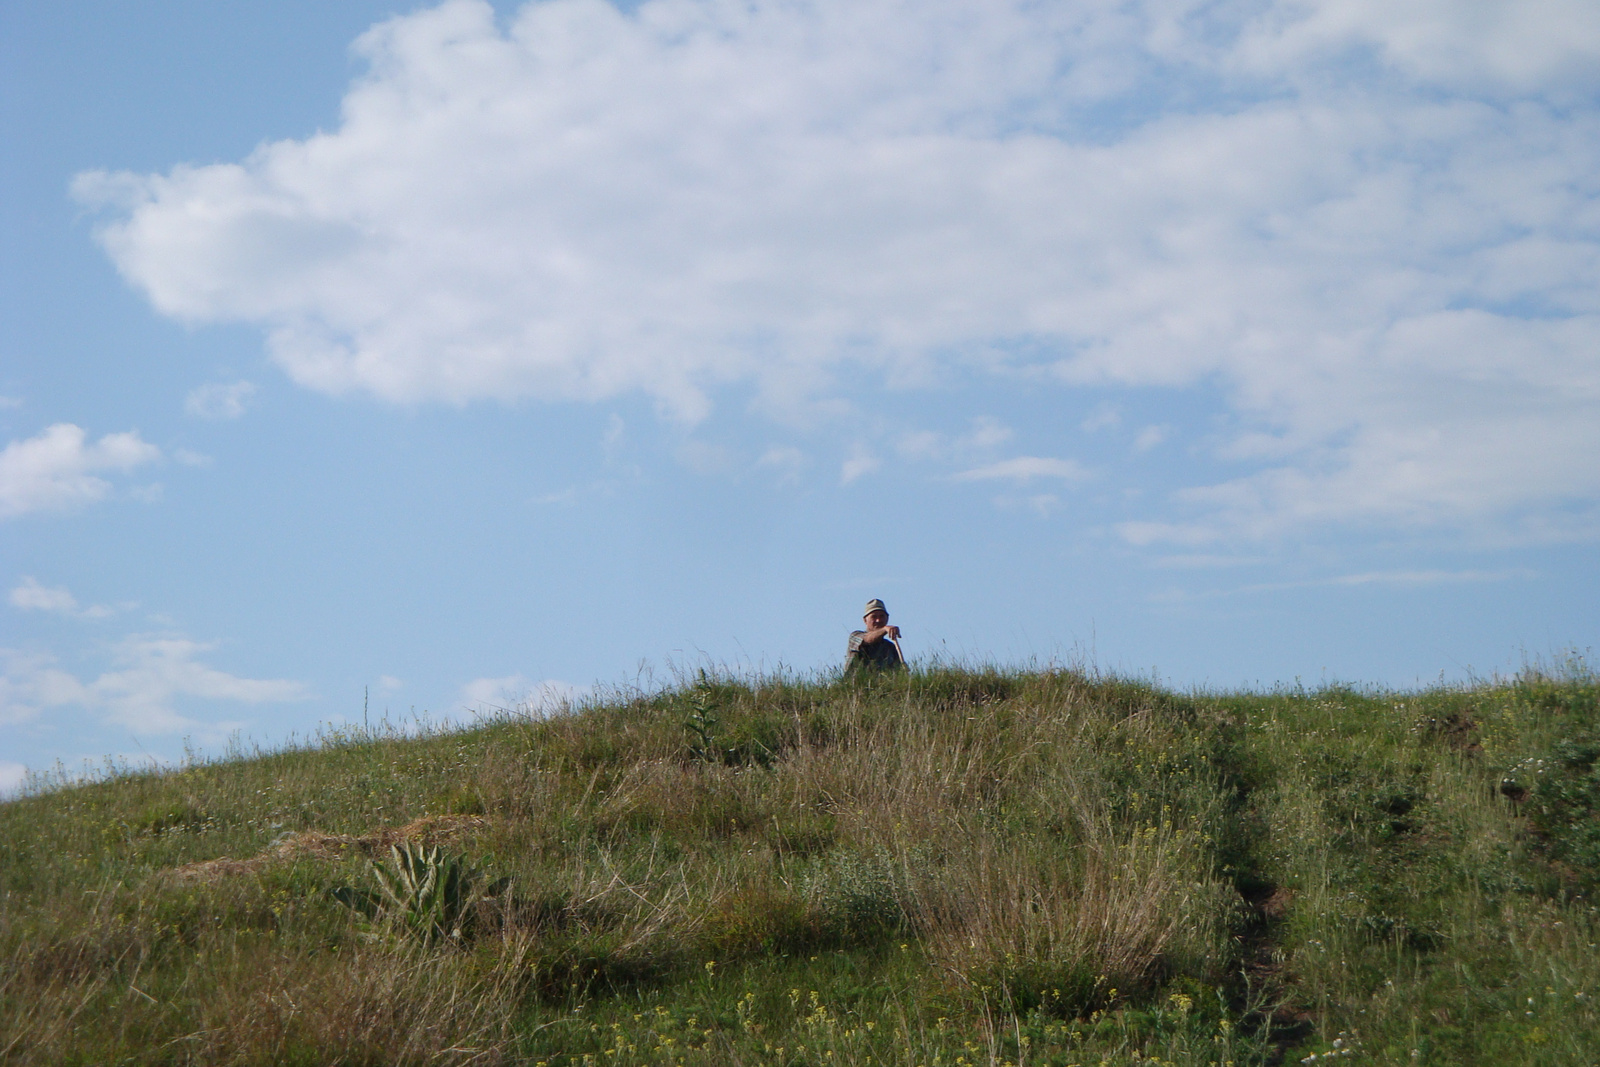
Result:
[164, 814, 490, 883]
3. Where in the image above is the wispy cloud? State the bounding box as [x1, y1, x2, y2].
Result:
[896, 417, 1014, 464]
[184, 380, 257, 420]
[8, 578, 128, 619]
[992, 492, 1064, 517]
[0, 636, 307, 735]
[0, 424, 161, 519]
[676, 439, 735, 475]
[9, 578, 81, 616]
[1151, 554, 1272, 570]
[840, 449, 881, 485]
[1081, 403, 1121, 433]
[1311, 569, 1539, 589]
[458, 674, 583, 718]
[1155, 567, 1539, 603]
[1133, 426, 1168, 453]
[757, 446, 806, 483]
[172, 448, 213, 468]
[954, 457, 1089, 484]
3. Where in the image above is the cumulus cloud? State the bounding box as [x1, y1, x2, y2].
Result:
[0, 424, 161, 519]
[184, 380, 257, 419]
[0, 638, 307, 734]
[74, 0, 1600, 541]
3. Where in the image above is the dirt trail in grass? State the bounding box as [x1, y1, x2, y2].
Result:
[1234, 878, 1313, 1064]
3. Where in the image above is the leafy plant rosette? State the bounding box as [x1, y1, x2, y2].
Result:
[332, 841, 509, 944]
[1525, 731, 1600, 888]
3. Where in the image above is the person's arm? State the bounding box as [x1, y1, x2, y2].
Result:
[859, 624, 900, 644]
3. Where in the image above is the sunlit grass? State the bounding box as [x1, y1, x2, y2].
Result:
[2, 661, 1597, 1064]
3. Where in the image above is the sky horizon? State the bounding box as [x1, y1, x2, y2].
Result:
[4, 0, 1598, 792]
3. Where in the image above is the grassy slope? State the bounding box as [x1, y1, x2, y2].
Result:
[2, 663, 1598, 1066]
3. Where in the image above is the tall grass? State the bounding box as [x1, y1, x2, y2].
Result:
[2, 662, 1597, 1065]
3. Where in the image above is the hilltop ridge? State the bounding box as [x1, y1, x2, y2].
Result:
[2, 664, 1598, 1065]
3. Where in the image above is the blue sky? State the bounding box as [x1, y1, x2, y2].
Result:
[4, 0, 1598, 790]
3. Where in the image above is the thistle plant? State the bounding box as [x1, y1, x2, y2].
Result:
[683, 683, 722, 762]
[332, 842, 507, 944]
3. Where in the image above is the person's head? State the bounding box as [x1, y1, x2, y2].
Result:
[863, 598, 889, 629]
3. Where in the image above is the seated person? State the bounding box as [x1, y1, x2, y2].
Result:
[847, 598, 905, 672]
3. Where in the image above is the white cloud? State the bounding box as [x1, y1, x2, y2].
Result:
[601, 413, 627, 458]
[1154, 566, 1538, 603]
[458, 673, 582, 717]
[675, 439, 734, 475]
[74, 0, 1600, 541]
[458, 673, 530, 712]
[0, 650, 87, 727]
[1151, 554, 1271, 570]
[0, 637, 307, 735]
[894, 417, 1014, 469]
[1318, 568, 1537, 587]
[8, 578, 123, 619]
[0, 424, 162, 519]
[91, 636, 307, 733]
[173, 448, 214, 468]
[1080, 403, 1122, 433]
[10, 578, 80, 616]
[1232, 0, 1600, 92]
[0, 762, 26, 795]
[993, 492, 1063, 517]
[757, 445, 806, 482]
[184, 380, 258, 419]
[840, 449, 881, 485]
[1133, 425, 1168, 453]
[963, 416, 1014, 451]
[377, 674, 404, 691]
[895, 431, 944, 461]
[955, 456, 1089, 483]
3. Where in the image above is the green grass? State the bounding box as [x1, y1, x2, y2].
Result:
[2, 660, 1598, 1065]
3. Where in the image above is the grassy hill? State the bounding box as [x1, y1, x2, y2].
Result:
[2, 662, 1598, 1066]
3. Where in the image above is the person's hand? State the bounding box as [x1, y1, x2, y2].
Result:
[886, 625, 901, 640]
